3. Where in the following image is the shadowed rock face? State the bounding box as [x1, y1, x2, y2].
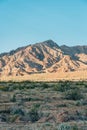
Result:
[60, 45, 87, 56]
[0, 40, 87, 76]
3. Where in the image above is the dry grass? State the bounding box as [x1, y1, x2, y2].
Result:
[0, 70, 87, 81]
[0, 81, 87, 129]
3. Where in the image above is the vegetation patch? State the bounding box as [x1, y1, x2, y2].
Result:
[0, 81, 87, 129]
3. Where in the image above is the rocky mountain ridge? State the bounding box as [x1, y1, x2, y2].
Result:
[0, 40, 87, 76]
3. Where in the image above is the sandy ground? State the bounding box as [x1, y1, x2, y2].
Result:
[0, 70, 87, 81]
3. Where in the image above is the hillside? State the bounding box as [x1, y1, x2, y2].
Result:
[0, 40, 87, 80]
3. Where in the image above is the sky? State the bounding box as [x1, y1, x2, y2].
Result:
[0, 0, 87, 53]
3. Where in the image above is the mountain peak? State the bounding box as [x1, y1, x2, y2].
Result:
[35, 39, 59, 49]
[0, 40, 87, 78]
[43, 39, 55, 43]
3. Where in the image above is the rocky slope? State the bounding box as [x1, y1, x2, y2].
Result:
[0, 40, 87, 76]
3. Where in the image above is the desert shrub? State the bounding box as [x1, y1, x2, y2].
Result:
[27, 104, 41, 122]
[54, 81, 71, 92]
[22, 97, 42, 102]
[40, 83, 50, 89]
[8, 115, 18, 123]
[64, 88, 83, 100]
[72, 125, 78, 130]
[56, 104, 67, 108]
[0, 86, 5, 91]
[76, 99, 87, 106]
[10, 107, 25, 116]
[10, 94, 16, 102]
[34, 103, 40, 108]
[0, 114, 7, 122]
[40, 122, 54, 130]
[84, 84, 87, 88]
[57, 123, 72, 130]
[29, 84, 38, 89]
[28, 108, 39, 122]
[20, 104, 41, 122]
[57, 123, 78, 130]
[8, 86, 14, 91]
[21, 82, 38, 89]
[0, 86, 9, 91]
[75, 81, 84, 85]
[0, 109, 11, 114]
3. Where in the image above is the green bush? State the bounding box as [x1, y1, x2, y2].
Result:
[10, 107, 25, 116]
[40, 83, 50, 89]
[72, 125, 78, 130]
[54, 81, 71, 92]
[0, 86, 9, 91]
[28, 106, 40, 122]
[58, 123, 72, 130]
[8, 115, 18, 123]
[64, 88, 83, 100]
[28, 104, 41, 122]
[58, 123, 78, 130]
[10, 94, 16, 102]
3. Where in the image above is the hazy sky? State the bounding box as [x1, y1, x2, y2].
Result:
[0, 0, 87, 53]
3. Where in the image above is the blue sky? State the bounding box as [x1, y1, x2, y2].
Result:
[0, 0, 87, 53]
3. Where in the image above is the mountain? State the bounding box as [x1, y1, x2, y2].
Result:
[0, 40, 87, 79]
